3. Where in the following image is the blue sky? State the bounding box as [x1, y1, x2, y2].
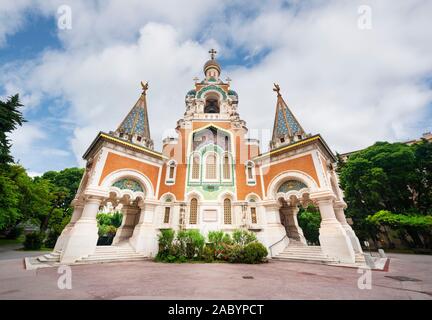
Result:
[1, 0, 431, 176]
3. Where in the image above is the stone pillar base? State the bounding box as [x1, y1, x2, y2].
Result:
[60, 219, 99, 264]
[342, 224, 363, 253]
[54, 224, 74, 252]
[319, 220, 355, 264]
[129, 223, 159, 257]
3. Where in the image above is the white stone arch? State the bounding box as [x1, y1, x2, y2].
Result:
[245, 192, 261, 202]
[267, 170, 318, 201]
[185, 190, 204, 203]
[101, 169, 155, 200]
[217, 190, 236, 203]
[159, 192, 177, 203]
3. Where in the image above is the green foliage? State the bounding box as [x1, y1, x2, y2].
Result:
[232, 229, 257, 246]
[0, 173, 20, 230]
[338, 140, 432, 246]
[367, 210, 432, 230]
[98, 225, 117, 237]
[4, 225, 23, 240]
[155, 229, 267, 264]
[242, 242, 268, 264]
[0, 94, 25, 165]
[23, 232, 44, 250]
[97, 212, 123, 228]
[298, 206, 321, 244]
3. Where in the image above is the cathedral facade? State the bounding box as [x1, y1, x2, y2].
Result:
[54, 51, 363, 265]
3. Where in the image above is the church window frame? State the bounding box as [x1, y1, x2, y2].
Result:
[204, 152, 219, 182]
[165, 160, 177, 185]
[223, 198, 232, 225]
[190, 152, 201, 182]
[222, 152, 232, 181]
[189, 198, 198, 225]
[245, 161, 256, 185]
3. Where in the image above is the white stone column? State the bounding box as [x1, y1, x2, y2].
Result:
[260, 200, 289, 257]
[334, 201, 363, 253]
[311, 192, 355, 264]
[129, 201, 159, 256]
[60, 196, 103, 263]
[280, 205, 307, 244]
[112, 204, 139, 245]
[54, 203, 84, 252]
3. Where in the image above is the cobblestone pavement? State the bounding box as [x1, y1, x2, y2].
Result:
[0, 253, 431, 299]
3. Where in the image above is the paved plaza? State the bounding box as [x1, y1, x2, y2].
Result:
[0, 251, 431, 300]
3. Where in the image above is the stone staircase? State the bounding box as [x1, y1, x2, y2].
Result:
[75, 243, 147, 264]
[273, 243, 340, 264]
[37, 250, 61, 263]
[273, 241, 368, 267]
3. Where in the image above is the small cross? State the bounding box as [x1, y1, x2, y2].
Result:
[273, 83, 281, 96]
[193, 77, 199, 83]
[225, 77, 232, 83]
[209, 48, 217, 59]
[141, 81, 149, 95]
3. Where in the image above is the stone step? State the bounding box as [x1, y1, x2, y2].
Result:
[75, 256, 147, 264]
[273, 256, 338, 264]
[82, 253, 145, 259]
[283, 248, 323, 253]
[79, 255, 146, 261]
[276, 254, 333, 261]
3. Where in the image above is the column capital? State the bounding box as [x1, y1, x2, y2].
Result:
[309, 190, 336, 204]
[84, 186, 109, 199]
[334, 200, 347, 209]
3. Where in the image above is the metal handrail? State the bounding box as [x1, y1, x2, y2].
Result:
[269, 234, 288, 257]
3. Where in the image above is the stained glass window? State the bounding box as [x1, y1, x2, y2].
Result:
[251, 207, 257, 224]
[206, 154, 217, 180]
[277, 180, 307, 193]
[190, 198, 198, 224]
[223, 154, 230, 180]
[164, 207, 170, 224]
[112, 178, 143, 192]
[192, 155, 200, 180]
[224, 198, 232, 224]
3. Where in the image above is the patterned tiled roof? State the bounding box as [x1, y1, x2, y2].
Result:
[271, 91, 305, 144]
[117, 92, 151, 139]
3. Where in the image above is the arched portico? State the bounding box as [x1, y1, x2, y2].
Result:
[57, 169, 159, 263]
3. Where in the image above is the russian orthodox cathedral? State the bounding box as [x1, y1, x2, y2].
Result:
[51, 50, 363, 265]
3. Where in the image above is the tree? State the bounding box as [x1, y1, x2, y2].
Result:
[0, 174, 20, 230]
[0, 94, 26, 165]
[298, 206, 321, 244]
[412, 139, 432, 214]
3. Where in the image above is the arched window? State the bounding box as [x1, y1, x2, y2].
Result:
[224, 198, 232, 224]
[223, 154, 231, 180]
[246, 161, 256, 185]
[163, 207, 171, 224]
[205, 153, 217, 180]
[189, 198, 198, 224]
[250, 207, 257, 224]
[204, 95, 220, 113]
[165, 161, 176, 184]
[191, 154, 201, 180]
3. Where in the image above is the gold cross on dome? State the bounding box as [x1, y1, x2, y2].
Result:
[141, 81, 149, 95]
[273, 83, 281, 96]
[209, 48, 217, 59]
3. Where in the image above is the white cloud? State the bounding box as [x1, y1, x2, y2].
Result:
[1, 0, 432, 173]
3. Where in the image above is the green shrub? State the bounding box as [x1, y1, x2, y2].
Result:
[226, 244, 244, 263]
[23, 232, 44, 250]
[202, 246, 215, 262]
[177, 229, 205, 259]
[242, 242, 268, 264]
[157, 228, 175, 260]
[232, 229, 257, 246]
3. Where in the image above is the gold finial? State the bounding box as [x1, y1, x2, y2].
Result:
[140, 81, 149, 95]
[273, 83, 281, 96]
[209, 48, 217, 60]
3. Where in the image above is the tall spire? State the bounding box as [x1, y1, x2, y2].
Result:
[115, 81, 154, 149]
[270, 83, 307, 149]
